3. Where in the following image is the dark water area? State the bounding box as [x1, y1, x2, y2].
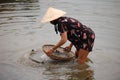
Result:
[0, 0, 38, 3]
[0, 0, 120, 80]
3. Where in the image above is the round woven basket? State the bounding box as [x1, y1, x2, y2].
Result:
[42, 44, 75, 61]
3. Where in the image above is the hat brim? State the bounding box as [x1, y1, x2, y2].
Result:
[41, 7, 66, 23]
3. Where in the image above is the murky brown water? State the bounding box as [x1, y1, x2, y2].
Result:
[0, 0, 120, 80]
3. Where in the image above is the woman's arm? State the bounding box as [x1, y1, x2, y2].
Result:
[52, 32, 67, 50]
[46, 32, 67, 55]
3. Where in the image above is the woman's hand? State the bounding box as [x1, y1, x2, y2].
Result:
[64, 46, 71, 52]
[64, 43, 73, 52]
[46, 49, 54, 56]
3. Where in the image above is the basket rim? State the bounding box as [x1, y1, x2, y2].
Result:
[42, 44, 74, 61]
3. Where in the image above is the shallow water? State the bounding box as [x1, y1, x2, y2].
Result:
[0, 0, 120, 80]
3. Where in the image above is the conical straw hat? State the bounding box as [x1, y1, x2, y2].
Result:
[41, 7, 66, 23]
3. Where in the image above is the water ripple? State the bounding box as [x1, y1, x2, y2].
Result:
[0, 1, 41, 36]
[0, 2, 40, 27]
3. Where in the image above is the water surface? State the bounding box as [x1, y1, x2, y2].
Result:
[0, 0, 120, 80]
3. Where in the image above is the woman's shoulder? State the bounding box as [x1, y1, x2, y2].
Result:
[62, 16, 80, 23]
[58, 16, 68, 22]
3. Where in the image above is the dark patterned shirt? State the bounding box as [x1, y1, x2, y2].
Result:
[54, 16, 95, 51]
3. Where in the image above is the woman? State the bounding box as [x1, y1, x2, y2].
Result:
[41, 7, 95, 64]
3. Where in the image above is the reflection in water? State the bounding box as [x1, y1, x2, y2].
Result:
[42, 61, 94, 80]
[66, 69, 94, 80]
[66, 63, 94, 80]
[18, 50, 94, 80]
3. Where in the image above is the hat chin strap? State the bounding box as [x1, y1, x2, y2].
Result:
[54, 24, 58, 34]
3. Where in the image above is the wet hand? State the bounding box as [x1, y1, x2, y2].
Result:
[46, 49, 54, 56]
[64, 46, 71, 52]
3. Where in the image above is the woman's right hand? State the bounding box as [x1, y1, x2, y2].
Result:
[46, 49, 54, 56]
[64, 43, 73, 52]
[64, 46, 72, 52]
